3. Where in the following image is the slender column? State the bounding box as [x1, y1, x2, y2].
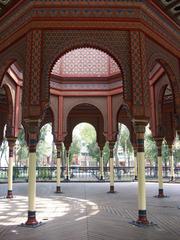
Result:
[55, 142, 62, 193]
[109, 142, 115, 193]
[134, 148, 138, 181]
[6, 138, 16, 198]
[66, 149, 70, 181]
[134, 121, 149, 224]
[100, 149, 104, 180]
[169, 145, 175, 181]
[155, 138, 165, 197]
[25, 120, 40, 226]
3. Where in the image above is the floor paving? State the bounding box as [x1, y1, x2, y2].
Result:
[0, 182, 180, 240]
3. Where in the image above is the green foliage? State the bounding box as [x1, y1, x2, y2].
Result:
[144, 132, 157, 166]
[88, 141, 100, 162]
[16, 129, 28, 166]
[76, 123, 96, 144]
[162, 141, 169, 166]
[69, 139, 80, 163]
[103, 142, 110, 166]
[71, 123, 98, 161]
[36, 124, 53, 166]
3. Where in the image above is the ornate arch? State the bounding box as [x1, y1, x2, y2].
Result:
[148, 54, 179, 96]
[1, 84, 14, 137]
[42, 30, 131, 103]
[64, 103, 106, 148]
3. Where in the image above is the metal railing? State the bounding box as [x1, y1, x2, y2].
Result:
[0, 166, 179, 182]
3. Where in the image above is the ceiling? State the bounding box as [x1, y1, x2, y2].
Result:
[0, 1, 179, 25]
[153, 0, 180, 25]
[0, 0, 19, 17]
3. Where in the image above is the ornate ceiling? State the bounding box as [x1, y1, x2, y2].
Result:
[0, 0, 19, 16]
[0, 0, 179, 26]
[154, 0, 180, 25]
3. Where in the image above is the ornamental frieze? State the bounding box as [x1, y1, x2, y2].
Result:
[0, 1, 179, 51]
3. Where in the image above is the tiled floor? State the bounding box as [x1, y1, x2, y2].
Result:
[0, 182, 180, 240]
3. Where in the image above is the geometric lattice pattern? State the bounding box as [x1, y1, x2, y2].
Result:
[130, 31, 143, 105]
[52, 48, 120, 77]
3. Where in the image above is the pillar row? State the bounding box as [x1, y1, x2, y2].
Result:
[134, 120, 149, 225]
[6, 138, 16, 199]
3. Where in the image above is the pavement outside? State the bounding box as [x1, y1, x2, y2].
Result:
[0, 182, 180, 240]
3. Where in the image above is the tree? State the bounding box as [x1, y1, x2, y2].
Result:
[144, 133, 157, 167]
[88, 141, 100, 162]
[116, 123, 133, 167]
[16, 128, 28, 166]
[103, 142, 110, 166]
[36, 124, 53, 166]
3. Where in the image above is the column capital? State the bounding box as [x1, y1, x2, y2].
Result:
[168, 144, 173, 155]
[109, 141, 115, 158]
[133, 120, 148, 152]
[154, 137, 163, 156]
[133, 119, 148, 134]
[7, 137, 16, 146]
[56, 141, 63, 158]
[7, 137, 16, 157]
[24, 119, 41, 152]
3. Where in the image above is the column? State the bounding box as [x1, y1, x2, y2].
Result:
[25, 120, 40, 226]
[134, 148, 138, 181]
[6, 138, 16, 198]
[66, 149, 70, 181]
[169, 145, 175, 181]
[134, 120, 149, 224]
[55, 142, 62, 193]
[109, 142, 115, 193]
[155, 138, 165, 197]
[100, 149, 104, 180]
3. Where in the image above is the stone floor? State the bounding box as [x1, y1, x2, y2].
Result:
[0, 182, 180, 240]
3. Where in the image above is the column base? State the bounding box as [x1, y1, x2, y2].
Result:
[136, 210, 149, 225]
[108, 185, 115, 193]
[55, 186, 63, 193]
[25, 211, 38, 226]
[158, 189, 165, 198]
[170, 176, 175, 182]
[65, 176, 70, 182]
[6, 190, 13, 199]
[100, 176, 104, 181]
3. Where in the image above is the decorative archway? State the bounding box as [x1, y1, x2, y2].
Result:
[64, 103, 106, 150]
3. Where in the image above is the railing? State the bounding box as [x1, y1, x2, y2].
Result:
[0, 166, 180, 182]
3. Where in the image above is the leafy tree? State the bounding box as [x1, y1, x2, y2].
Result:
[144, 133, 157, 166]
[16, 128, 28, 166]
[103, 142, 110, 166]
[0, 139, 8, 167]
[69, 138, 80, 163]
[36, 124, 53, 166]
[115, 123, 133, 166]
[88, 141, 100, 162]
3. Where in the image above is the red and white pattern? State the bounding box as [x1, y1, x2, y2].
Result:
[52, 48, 120, 78]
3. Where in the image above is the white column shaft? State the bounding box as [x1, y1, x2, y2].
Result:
[110, 158, 114, 187]
[158, 156, 163, 189]
[100, 156, 104, 177]
[137, 152, 146, 210]
[57, 157, 61, 186]
[28, 153, 36, 211]
[8, 156, 13, 191]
